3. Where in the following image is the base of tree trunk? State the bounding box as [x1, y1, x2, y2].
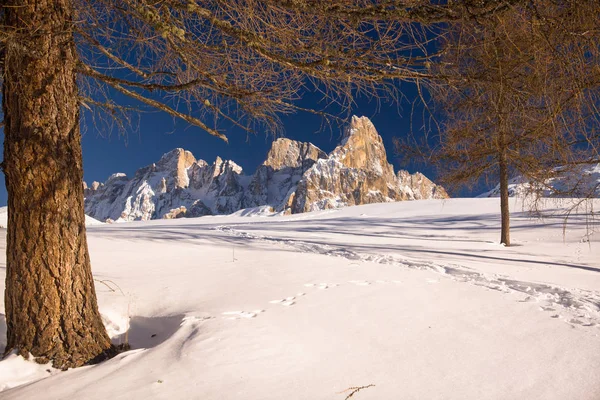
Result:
[86, 343, 132, 366]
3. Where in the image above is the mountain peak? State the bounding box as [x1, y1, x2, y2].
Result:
[332, 115, 391, 176]
[84, 118, 446, 221]
[343, 115, 377, 140]
[290, 117, 448, 213]
[155, 148, 196, 189]
[263, 138, 326, 170]
[158, 148, 195, 166]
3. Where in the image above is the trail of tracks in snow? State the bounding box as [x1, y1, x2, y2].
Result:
[214, 225, 600, 328]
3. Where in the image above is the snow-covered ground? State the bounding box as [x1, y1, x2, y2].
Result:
[0, 206, 104, 228]
[0, 198, 599, 399]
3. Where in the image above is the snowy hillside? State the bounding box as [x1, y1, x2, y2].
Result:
[1, 198, 599, 399]
[84, 116, 447, 222]
[0, 207, 103, 228]
[479, 163, 600, 198]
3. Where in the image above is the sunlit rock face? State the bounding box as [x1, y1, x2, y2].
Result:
[243, 138, 327, 212]
[396, 170, 449, 200]
[84, 148, 211, 221]
[290, 116, 448, 213]
[84, 116, 447, 221]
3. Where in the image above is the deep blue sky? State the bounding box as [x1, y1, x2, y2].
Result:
[0, 88, 474, 207]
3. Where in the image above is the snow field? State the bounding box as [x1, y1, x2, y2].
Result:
[0, 198, 599, 399]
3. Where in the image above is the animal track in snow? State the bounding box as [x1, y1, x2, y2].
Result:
[214, 225, 600, 328]
[319, 283, 337, 289]
[348, 280, 371, 286]
[221, 310, 263, 320]
[303, 282, 338, 289]
[220, 276, 448, 323]
[270, 297, 296, 306]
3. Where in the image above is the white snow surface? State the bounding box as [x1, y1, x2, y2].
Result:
[0, 206, 103, 228]
[1, 198, 600, 399]
[228, 205, 276, 217]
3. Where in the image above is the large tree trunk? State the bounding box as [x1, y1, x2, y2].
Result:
[498, 148, 511, 246]
[2, 0, 111, 369]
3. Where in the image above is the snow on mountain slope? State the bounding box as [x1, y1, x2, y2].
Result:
[0, 198, 599, 399]
[0, 207, 103, 228]
[84, 116, 447, 222]
[479, 163, 600, 198]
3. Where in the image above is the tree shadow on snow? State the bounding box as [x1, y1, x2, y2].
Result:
[113, 315, 185, 350]
[87, 212, 599, 274]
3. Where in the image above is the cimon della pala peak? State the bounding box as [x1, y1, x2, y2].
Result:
[83, 116, 448, 222]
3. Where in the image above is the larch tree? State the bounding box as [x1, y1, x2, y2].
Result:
[427, 0, 600, 246]
[0, 0, 530, 369]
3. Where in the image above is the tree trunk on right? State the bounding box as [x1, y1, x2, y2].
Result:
[498, 148, 511, 246]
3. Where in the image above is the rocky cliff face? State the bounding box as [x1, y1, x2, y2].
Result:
[396, 170, 448, 200]
[84, 116, 447, 221]
[290, 116, 447, 213]
[243, 138, 327, 211]
[84, 149, 201, 221]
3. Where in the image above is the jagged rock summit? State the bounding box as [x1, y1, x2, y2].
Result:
[289, 116, 447, 213]
[243, 138, 327, 211]
[84, 116, 448, 222]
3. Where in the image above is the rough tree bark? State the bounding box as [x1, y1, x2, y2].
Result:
[498, 135, 511, 246]
[2, 0, 111, 368]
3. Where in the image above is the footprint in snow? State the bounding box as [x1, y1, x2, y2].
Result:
[318, 283, 337, 289]
[269, 292, 306, 308]
[348, 280, 371, 286]
[303, 282, 338, 289]
[222, 310, 264, 320]
[270, 297, 296, 306]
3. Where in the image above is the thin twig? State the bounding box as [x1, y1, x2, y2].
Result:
[338, 384, 375, 400]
